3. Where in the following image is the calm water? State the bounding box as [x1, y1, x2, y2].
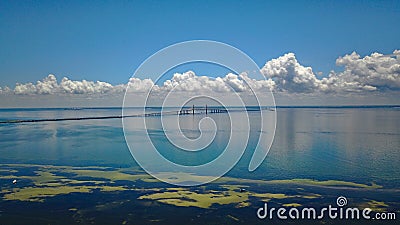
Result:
[0, 107, 399, 224]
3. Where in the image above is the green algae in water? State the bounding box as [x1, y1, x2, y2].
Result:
[0, 163, 390, 209]
[358, 200, 390, 212]
[282, 203, 302, 207]
[137, 185, 323, 209]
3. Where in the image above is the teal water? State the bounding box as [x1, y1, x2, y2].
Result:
[0, 107, 398, 186]
[0, 107, 399, 224]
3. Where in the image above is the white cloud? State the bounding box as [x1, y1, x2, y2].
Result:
[322, 50, 400, 92]
[239, 73, 275, 92]
[59, 77, 116, 94]
[261, 53, 320, 93]
[162, 71, 221, 92]
[0, 86, 11, 94]
[158, 71, 275, 93]
[13, 74, 125, 95]
[260, 50, 400, 93]
[14, 82, 37, 95]
[127, 77, 155, 92]
[2, 50, 399, 97]
[162, 71, 235, 93]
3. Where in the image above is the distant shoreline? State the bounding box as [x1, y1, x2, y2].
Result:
[0, 105, 399, 111]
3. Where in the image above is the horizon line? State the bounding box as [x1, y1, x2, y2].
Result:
[0, 104, 399, 110]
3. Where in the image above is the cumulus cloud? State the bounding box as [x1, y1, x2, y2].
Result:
[321, 50, 400, 92]
[260, 50, 400, 93]
[261, 53, 320, 93]
[158, 71, 275, 93]
[59, 77, 118, 94]
[12, 74, 126, 95]
[2, 50, 399, 96]
[161, 71, 239, 92]
[0, 86, 11, 94]
[8, 72, 274, 96]
[127, 77, 156, 92]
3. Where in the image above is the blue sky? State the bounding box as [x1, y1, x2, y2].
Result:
[1, 0, 399, 87]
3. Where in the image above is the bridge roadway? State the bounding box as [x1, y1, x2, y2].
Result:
[0, 106, 231, 124]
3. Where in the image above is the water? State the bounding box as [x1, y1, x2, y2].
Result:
[263, 107, 400, 187]
[0, 107, 399, 224]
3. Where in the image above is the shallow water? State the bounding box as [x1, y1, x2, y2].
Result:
[0, 107, 399, 224]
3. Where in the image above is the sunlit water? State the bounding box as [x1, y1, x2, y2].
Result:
[0, 106, 399, 224]
[1, 107, 398, 186]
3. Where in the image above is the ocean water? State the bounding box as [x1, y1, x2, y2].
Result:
[0, 107, 399, 224]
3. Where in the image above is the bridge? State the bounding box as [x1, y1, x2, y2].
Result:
[178, 105, 227, 115]
[0, 105, 230, 124]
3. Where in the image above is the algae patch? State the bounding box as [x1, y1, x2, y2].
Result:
[0, 163, 387, 207]
[217, 177, 382, 189]
[65, 169, 151, 182]
[3, 186, 92, 202]
[359, 200, 389, 212]
[0, 165, 143, 202]
[282, 203, 302, 207]
[137, 185, 318, 209]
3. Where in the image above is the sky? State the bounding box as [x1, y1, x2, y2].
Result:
[0, 0, 399, 107]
